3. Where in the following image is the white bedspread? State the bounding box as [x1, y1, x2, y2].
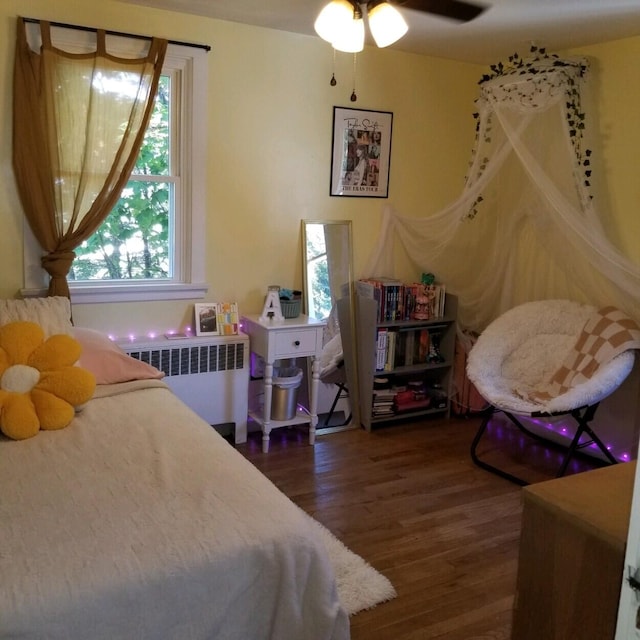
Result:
[0, 381, 350, 640]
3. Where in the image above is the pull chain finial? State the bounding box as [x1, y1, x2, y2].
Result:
[350, 52, 357, 102]
[330, 47, 337, 86]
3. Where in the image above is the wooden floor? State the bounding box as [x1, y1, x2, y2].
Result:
[237, 414, 602, 640]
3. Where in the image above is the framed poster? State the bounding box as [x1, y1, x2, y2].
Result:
[330, 106, 393, 198]
[195, 303, 219, 336]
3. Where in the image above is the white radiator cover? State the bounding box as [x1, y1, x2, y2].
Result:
[118, 333, 249, 444]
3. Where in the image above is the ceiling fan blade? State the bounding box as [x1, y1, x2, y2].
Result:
[398, 0, 486, 22]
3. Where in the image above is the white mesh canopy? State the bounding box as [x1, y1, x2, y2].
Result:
[365, 51, 640, 333]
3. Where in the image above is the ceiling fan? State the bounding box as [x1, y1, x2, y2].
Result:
[314, 0, 487, 52]
[397, 0, 485, 23]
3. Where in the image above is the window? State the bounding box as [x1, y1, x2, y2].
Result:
[71, 75, 173, 282]
[22, 25, 208, 303]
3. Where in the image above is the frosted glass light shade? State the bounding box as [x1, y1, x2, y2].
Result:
[331, 16, 365, 52]
[314, 0, 356, 43]
[368, 2, 408, 47]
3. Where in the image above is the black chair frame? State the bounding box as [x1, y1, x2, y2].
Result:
[470, 401, 617, 486]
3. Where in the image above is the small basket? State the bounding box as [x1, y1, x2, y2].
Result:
[280, 298, 301, 319]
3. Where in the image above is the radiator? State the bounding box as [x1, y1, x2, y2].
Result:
[118, 333, 249, 444]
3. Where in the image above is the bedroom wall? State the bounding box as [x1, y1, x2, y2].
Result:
[0, 0, 481, 336]
[571, 37, 640, 267]
[1, 3, 638, 339]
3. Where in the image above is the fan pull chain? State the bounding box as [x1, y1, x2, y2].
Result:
[330, 47, 337, 86]
[350, 53, 357, 102]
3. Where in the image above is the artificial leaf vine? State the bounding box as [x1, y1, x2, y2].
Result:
[465, 45, 593, 219]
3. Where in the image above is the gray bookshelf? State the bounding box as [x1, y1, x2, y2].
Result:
[355, 292, 458, 431]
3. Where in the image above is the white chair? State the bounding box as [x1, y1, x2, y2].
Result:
[318, 304, 352, 428]
[318, 332, 351, 428]
[466, 299, 637, 485]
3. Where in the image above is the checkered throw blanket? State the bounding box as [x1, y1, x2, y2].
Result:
[525, 306, 640, 403]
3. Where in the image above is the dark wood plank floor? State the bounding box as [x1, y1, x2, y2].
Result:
[237, 415, 602, 640]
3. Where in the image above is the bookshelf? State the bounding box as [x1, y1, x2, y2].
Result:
[355, 291, 458, 430]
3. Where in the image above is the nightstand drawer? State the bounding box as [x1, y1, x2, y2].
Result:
[274, 329, 319, 358]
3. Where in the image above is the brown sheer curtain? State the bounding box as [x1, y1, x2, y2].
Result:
[12, 18, 167, 298]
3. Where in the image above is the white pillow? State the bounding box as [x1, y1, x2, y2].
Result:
[0, 297, 73, 336]
[73, 327, 165, 385]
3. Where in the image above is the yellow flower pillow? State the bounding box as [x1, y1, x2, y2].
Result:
[0, 321, 96, 440]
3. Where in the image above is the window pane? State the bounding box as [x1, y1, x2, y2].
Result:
[71, 181, 172, 281]
[72, 73, 172, 282]
[132, 75, 170, 177]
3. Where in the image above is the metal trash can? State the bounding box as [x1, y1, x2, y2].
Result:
[271, 367, 303, 420]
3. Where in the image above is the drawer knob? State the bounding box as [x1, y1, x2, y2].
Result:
[294, 340, 300, 347]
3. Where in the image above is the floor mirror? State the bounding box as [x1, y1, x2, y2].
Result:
[301, 220, 360, 431]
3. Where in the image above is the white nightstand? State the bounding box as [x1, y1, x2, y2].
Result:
[241, 313, 326, 452]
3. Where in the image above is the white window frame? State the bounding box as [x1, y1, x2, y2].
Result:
[21, 25, 208, 303]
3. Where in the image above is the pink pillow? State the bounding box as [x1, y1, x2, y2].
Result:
[73, 327, 165, 385]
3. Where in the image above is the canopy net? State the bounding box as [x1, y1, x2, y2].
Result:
[365, 49, 640, 333]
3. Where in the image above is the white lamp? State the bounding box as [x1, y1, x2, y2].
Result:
[331, 12, 365, 52]
[314, 0, 355, 43]
[367, 1, 409, 48]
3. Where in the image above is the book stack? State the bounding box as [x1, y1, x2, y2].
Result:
[375, 327, 444, 371]
[357, 277, 446, 322]
[356, 277, 404, 322]
[371, 388, 397, 418]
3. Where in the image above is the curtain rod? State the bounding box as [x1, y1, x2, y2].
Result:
[22, 16, 211, 52]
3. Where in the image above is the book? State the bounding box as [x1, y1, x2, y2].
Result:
[376, 328, 388, 371]
[404, 329, 415, 366]
[418, 329, 430, 363]
[438, 283, 447, 318]
[216, 302, 239, 336]
[384, 330, 397, 371]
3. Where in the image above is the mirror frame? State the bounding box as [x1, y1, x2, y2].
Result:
[301, 219, 360, 430]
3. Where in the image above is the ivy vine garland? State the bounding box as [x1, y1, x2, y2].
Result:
[466, 46, 593, 219]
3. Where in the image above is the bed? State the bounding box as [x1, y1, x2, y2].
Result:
[0, 298, 350, 639]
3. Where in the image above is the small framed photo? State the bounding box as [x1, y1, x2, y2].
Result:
[195, 303, 219, 336]
[330, 106, 393, 198]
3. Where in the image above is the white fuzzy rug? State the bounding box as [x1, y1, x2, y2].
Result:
[309, 516, 397, 616]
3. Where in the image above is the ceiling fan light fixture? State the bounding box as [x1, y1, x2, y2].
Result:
[314, 0, 356, 44]
[331, 13, 365, 52]
[367, 1, 408, 48]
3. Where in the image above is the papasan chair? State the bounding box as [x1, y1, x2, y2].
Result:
[466, 299, 640, 486]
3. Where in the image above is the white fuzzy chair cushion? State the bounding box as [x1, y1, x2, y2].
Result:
[467, 299, 635, 414]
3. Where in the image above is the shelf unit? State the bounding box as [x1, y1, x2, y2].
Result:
[356, 292, 458, 430]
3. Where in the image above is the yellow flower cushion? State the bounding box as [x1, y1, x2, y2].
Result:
[0, 321, 96, 440]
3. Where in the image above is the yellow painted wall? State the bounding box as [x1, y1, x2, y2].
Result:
[0, 0, 480, 336]
[571, 38, 640, 265]
[0, 1, 638, 338]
